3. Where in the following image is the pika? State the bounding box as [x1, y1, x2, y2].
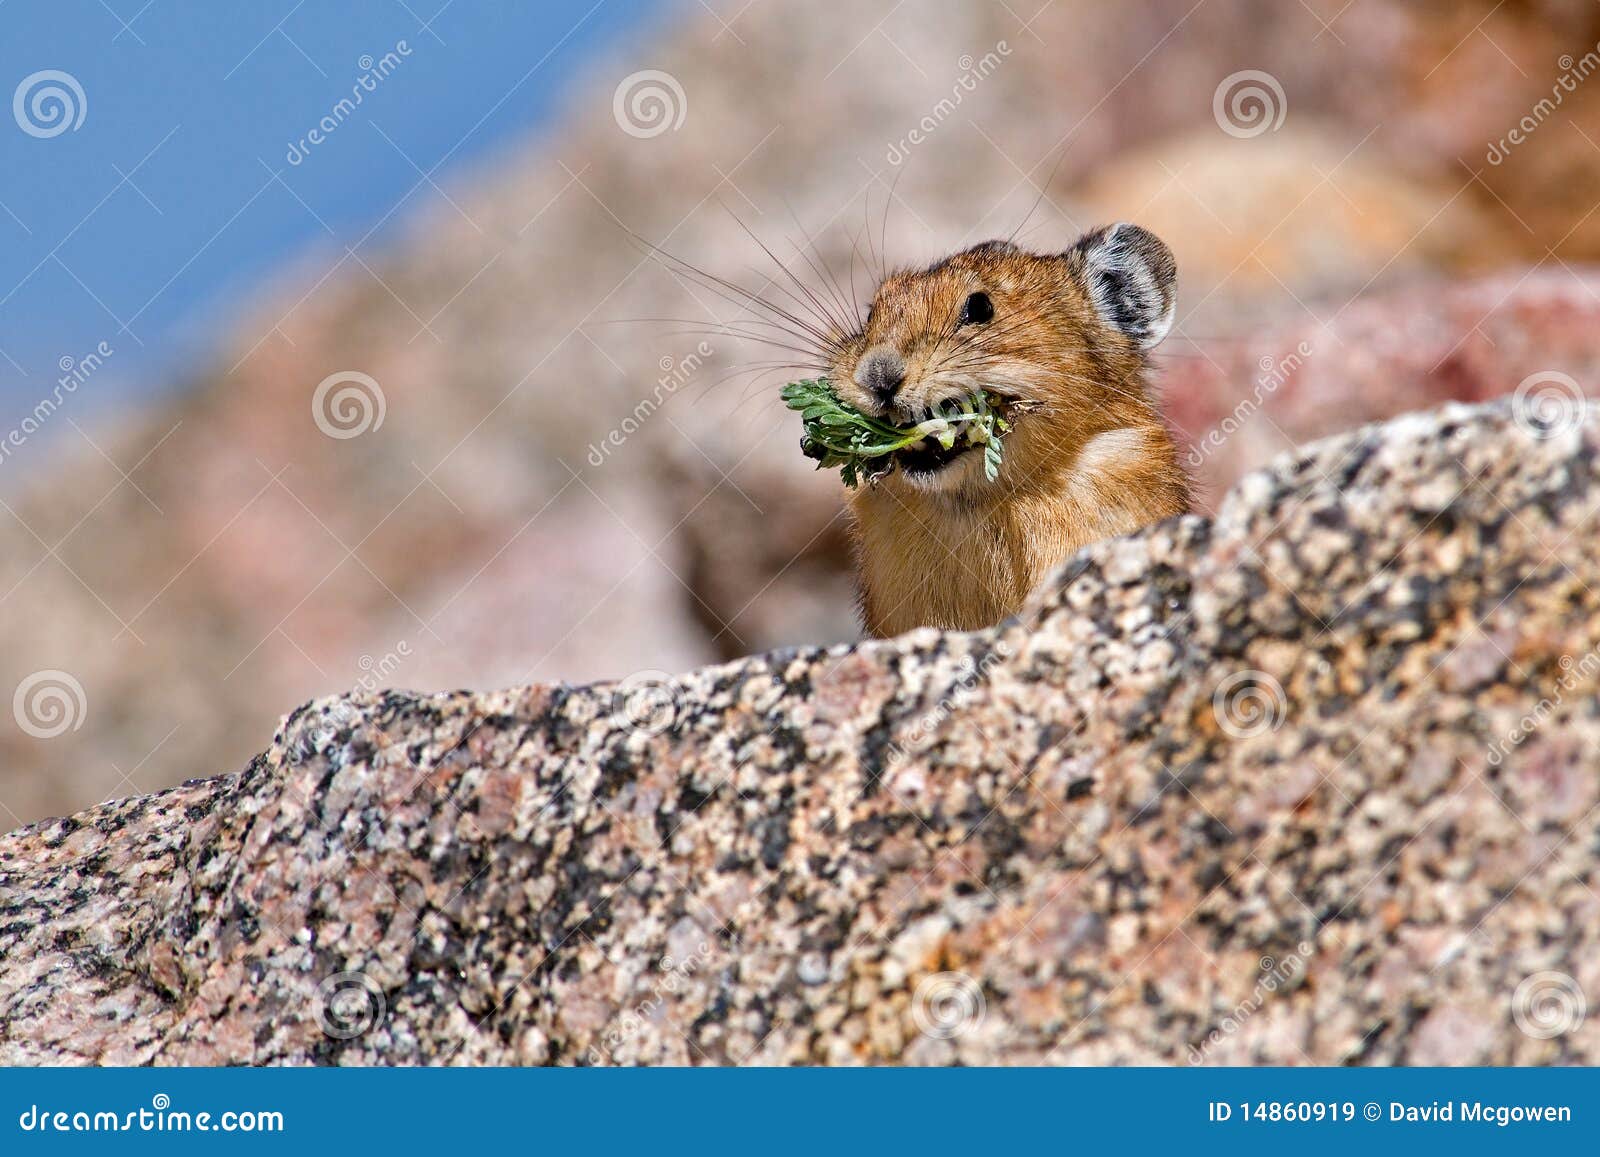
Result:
[825, 224, 1191, 637]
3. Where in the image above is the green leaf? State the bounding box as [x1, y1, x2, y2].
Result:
[780, 377, 1015, 490]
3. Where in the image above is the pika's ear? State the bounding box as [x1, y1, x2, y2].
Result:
[1066, 223, 1177, 350]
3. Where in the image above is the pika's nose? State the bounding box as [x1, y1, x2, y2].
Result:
[856, 344, 906, 407]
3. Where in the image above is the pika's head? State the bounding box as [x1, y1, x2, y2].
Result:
[826, 223, 1177, 495]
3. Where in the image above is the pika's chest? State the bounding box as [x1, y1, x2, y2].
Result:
[853, 500, 1039, 634]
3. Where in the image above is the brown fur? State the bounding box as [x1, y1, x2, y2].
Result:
[825, 236, 1190, 637]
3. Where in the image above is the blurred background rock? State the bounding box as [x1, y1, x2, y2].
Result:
[5, 0, 1600, 824]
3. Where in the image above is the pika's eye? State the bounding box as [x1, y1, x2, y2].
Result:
[960, 291, 993, 326]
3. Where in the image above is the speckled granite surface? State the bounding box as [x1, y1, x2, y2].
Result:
[3, 398, 1598, 1066]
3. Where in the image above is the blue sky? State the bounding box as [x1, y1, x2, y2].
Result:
[0, 0, 668, 427]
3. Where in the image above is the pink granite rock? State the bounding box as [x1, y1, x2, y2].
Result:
[2, 397, 1597, 1065]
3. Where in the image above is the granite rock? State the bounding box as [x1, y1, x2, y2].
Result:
[17, 0, 1600, 829]
[3, 397, 1598, 1066]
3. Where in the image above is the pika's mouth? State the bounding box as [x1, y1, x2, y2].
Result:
[892, 428, 983, 475]
[889, 394, 1032, 477]
[782, 379, 1037, 490]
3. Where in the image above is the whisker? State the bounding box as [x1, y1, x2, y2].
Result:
[613, 224, 842, 356]
[605, 314, 833, 352]
[1008, 148, 1071, 246]
[691, 360, 823, 411]
[655, 329, 829, 361]
[779, 196, 859, 338]
[722, 203, 854, 344]
[845, 219, 873, 332]
[861, 194, 883, 287]
[879, 167, 902, 287]
[664, 258, 839, 352]
[734, 261, 849, 352]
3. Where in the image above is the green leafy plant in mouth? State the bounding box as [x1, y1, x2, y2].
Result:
[780, 378, 1022, 488]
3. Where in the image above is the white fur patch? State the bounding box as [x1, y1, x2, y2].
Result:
[1075, 426, 1147, 478]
